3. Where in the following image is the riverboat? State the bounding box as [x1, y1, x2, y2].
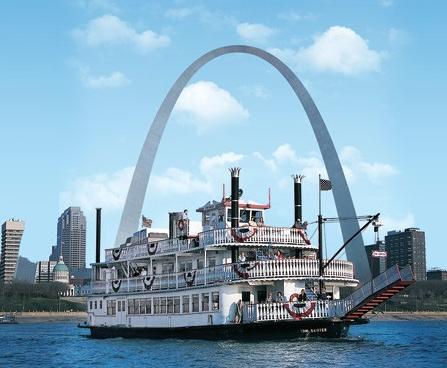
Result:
[86, 168, 415, 339]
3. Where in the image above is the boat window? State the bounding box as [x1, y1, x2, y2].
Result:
[201, 293, 210, 312]
[162, 263, 175, 274]
[117, 301, 121, 312]
[145, 298, 152, 314]
[153, 298, 160, 314]
[94, 300, 97, 309]
[192, 294, 199, 312]
[89, 301, 92, 310]
[241, 291, 251, 303]
[240, 209, 249, 223]
[139, 299, 146, 314]
[134, 300, 140, 315]
[160, 298, 167, 314]
[203, 213, 210, 225]
[208, 257, 216, 267]
[107, 300, 116, 315]
[227, 209, 231, 221]
[182, 295, 190, 313]
[197, 259, 204, 269]
[128, 299, 135, 314]
[252, 210, 263, 224]
[212, 292, 219, 310]
[167, 297, 174, 314]
[99, 300, 103, 309]
[180, 261, 193, 272]
[174, 297, 180, 313]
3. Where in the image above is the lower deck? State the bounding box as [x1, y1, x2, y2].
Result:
[89, 318, 351, 339]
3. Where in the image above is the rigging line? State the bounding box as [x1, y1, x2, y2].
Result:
[309, 226, 318, 240]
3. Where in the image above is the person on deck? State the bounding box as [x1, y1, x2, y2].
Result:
[276, 291, 286, 303]
[298, 289, 307, 302]
[275, 250, 285, 260]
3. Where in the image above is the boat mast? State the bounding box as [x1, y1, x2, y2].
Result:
[318, 174, 324, 295]
[230, 167, 240, 263]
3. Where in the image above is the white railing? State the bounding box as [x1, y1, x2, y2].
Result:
[91, 259, 356, 295]
[243, 299, 352, 322]
[104, 226, 311, 263]
[199, 227, 309, 247]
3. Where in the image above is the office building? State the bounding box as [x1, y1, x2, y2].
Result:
[427, 269, 447, 281]
[35, 260, 57, 283]
[57, 207, 86, 270]
[365, 240, 386, 278]
[0, 219, 25, 283]
[385, 228, 426, 281]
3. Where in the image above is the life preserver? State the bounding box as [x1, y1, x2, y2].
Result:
[178, 219, 185, 231]
[183, 270, 196, 287]
[231, 227, 257, 242]
[112, 249, 122, 261]
[233, 262, 259, 279]
[298, 229, 311, 245]
[112, 280, 122, 292]
[143, 276, 155, 290]
[147, 242, 158, 256]
[283, 301, 316, 320]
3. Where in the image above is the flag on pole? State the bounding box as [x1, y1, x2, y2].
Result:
[319, 178, 332, 191]
[142, 215, 152, 228]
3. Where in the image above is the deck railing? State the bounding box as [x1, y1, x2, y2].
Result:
[243, 299, 351, 322]
[104, 226, 311, 263]
[90, 259, 356, 295]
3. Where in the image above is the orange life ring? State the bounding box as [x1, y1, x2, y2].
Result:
[289, 293, 300, 303]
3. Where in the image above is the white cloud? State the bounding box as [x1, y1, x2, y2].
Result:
[272, 143, 298, 164]
[359, 162, 397, 181]
[269, 26, 384, 75]
[381, 213, 416, 234]
[59, 166, 134, 213]
[253, 152, 277, 172]
[150, 168, 212, 195]
[239, 85, 271, 99]
[72, 15, 170, 53]
[80, 67, 130, 88]
[175, 81, 249, 129]
[236, 22, 276, 43]
[200, 152, 244, 176]
[75, 0, 119, 13]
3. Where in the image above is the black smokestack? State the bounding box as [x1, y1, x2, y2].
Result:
[293, 175, 305, 225]
[230, 168, 240, 228]
[96, 208, 101, 263]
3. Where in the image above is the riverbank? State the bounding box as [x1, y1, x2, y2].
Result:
[13, 311, 87, 323]
[366, 311, 447, 321]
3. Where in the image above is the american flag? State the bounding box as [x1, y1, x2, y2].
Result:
[320, 178, 332, 191]
[142, 215, 152, 228]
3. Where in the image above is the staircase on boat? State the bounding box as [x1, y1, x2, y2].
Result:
[342, 264, 415, 322]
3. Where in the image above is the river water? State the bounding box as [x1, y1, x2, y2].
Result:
[0, 320, 446, 367]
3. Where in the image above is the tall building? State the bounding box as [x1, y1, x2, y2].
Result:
[57, 207, 86, 270]
[427, 269, 447, 281]
[365, 240, 387, 278]
[385, 228, 426, 281]
[35, 260, 57, 283]
[0, 219, 25, 283]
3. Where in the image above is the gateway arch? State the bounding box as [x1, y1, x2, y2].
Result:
[115, 45, 372, 283]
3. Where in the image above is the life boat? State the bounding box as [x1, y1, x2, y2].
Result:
[283, 300, 316, 320]
[231, 227, 257, 242]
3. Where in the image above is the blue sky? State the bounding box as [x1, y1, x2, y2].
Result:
[1, 0, 446, 269]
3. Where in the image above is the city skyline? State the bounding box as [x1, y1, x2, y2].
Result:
[0, 1, 446, 269]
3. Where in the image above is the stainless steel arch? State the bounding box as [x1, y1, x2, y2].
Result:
[115, 45, 371, 282]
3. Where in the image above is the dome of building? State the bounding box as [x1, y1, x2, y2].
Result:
[53, 256, 69, 283]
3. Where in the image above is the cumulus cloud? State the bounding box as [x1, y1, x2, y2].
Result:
[72, 15, 170, 53]
[239, 85, 271, 99]
[200, 152, 244, 176]
[175, 81, 249, 129]
[236, 22, 276, 43]
[269, 26, 384, 75]
[254, 143, 396, 185]
[80, 67, 130, 88]
[59, 167, 134, 213]
[150, 168, 212, 195]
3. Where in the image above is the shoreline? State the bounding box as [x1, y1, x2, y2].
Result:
[366, 311, 447, 321]
[8, 311, 87, 323]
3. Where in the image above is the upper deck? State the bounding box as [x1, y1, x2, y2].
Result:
[104, 226, 313, 263]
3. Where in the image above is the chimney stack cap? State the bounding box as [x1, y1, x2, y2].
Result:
[229, 167, 241, 177]
[292, 174, 305, 183]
